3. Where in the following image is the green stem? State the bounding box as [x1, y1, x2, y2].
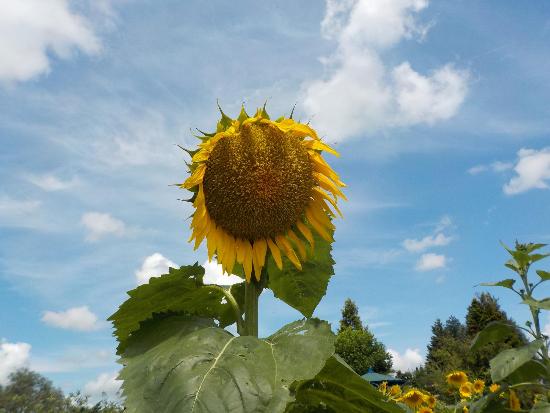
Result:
[244, 278, 260, 337]
[206, 285, 245, 335]
[244, 269, 266, 337]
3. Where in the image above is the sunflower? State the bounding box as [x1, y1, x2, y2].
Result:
[509, 390, 521, 411]
[447, 371, 468, 387]
[426, 394, 436, 408]
[473, 379, 485, 394]
[489, 383, 500, 393]
[398, 389, 427, 409]
[418, 407, 433, 413]
[182, 105, 345, 282]
[378, 381, 388, 395]
[459, 382, 474, 399]
[389, 385, 402, 398]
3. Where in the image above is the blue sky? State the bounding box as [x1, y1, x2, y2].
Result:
[1, 0, 550, 401]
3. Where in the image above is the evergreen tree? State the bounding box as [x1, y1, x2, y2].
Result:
[334, 298, 392, 375]
[338, 298, 363, 332]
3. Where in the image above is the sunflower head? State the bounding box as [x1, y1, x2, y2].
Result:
[182, 105, 345, 282]
[378, 381, 387, 395]
[447, 371, 468, 387]
[418, 407, 433, 413]
[398, 389, 427, 409]
[473, 379, 485, 394]
[389, 385, 402, 398]
[489, 383, 500, 393]
[459, 382, 474, 399]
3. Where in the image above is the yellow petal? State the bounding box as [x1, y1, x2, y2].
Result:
[192, 149, 211, 163]
[313, 187, 343, 218]
[183, 163, 206, 188]
[242, 240, 253, 282]
[236, 238, 247, 264]
[303, 139, 339, 157]
[306, 209, 333, 242]
[275, 235, 302, 270]
[287, 230, 306, 261]
[207, 224, 218, 260]
[267, 238, 283, 270]
[310, 153, 346, 187]
[223, 234, 236, 274]
[296, 220, 315, 251]
[314, 172, 347, 200]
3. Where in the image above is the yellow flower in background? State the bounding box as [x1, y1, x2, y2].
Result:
[447, 371, 468, 387]
[459, 382, 474, 399]
[398, 389, 427, 409]
[418, 407, 433, 413]
[182, 105, 345, 282]
[378, 381, 388, 395]
[489, 383, 500, 393]
[426, 394, 437, 408]
[473, 379, 485, 394]
[389, 385, 402, 398]
[463, 407, 469, 413]
[509, 389, 521, 411]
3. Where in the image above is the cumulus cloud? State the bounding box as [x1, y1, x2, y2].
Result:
[25, 173, 78, 191]
[303, 0, 469, 141]
[202, 260, 243, 286]
[504, 147, 550, 195]
[388, 348, 423, 372]
[135, 253, 177, 285]
[41, 306, 100, 331]
[84, 371, 122, 404]
[0, 340, 31, 385]
[415, 253, 446, 271]
[403, 233, 452, 252]
[0, 0, 101, 84]
[81, 212, 126, 241]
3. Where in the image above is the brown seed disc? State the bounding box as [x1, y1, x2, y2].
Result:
[203, 121, 314, 241]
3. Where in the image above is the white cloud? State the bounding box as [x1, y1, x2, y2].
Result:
[25, 173, 78, 191]
[415, 253, 446, 271]
[135, 253, 177, 285]
[32, 348, 113, 373]
[468, 161, 514, 175]
[403, 232, 452, 252]
[0, 0, 101, 84]
[203, 260, 243, 286]
[0, 195, 41, 227]
[84, 372, 121, 404]
[388, 348, 423, 372]
[303, 0, 469, 141]
[81, 212, 126, 241]
[0, 340, 31, 385]
[435, 215, 453, 233]
[42, 306, 100, 331]
[504, 147, 550, 195]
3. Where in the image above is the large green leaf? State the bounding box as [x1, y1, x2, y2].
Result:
[267, 228, 335, 318]
[108, 264, 244, 354]
[470, 321, 519, 351]
[531, 402, 550, 413]
[522, 297, 550, 310]
[490, 339, 543, 382]
[479, 279, 516, 290]
[506, 359, 548, 382]
[288, 355, 404, 413]
[120, 316, 335, 413]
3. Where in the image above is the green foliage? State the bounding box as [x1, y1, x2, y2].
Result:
[338, 298, 362, 332]
[108, 263, 243, 354]
[287, 356, 404, 413]
[120, 315, 336, 413]
[334, 298, 392, 375]
[266, 228, 335, 318]
[0, 369, 123, 413]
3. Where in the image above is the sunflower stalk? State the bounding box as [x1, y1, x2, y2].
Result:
[244, 277, 260, 337]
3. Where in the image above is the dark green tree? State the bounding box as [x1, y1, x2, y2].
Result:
[0, 369, 124, 413]
[338, 298, 363, 332]
[334, 298, 392, 375]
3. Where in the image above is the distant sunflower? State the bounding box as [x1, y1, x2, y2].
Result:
[473, 379, 485, 394]
[398, 389, 427, 409]
[447, 371, 468, 387]
[459, 382, 474, 399]
[182, 105, 345, 282]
